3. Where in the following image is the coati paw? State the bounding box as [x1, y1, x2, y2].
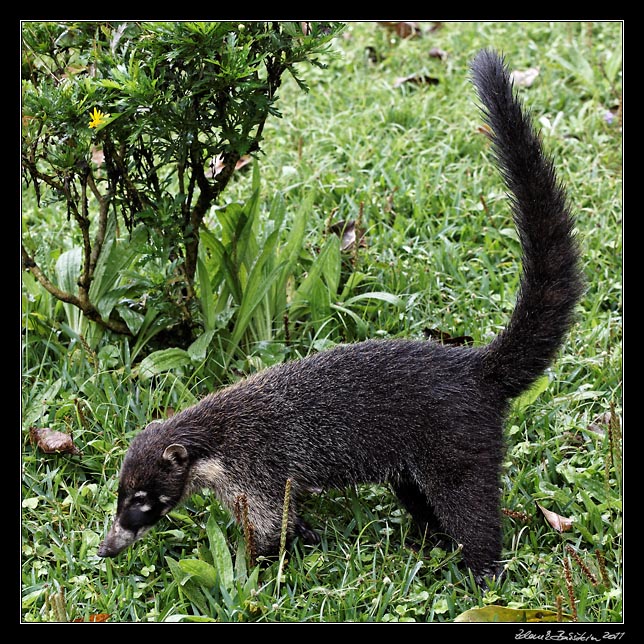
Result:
[295, 519, 321, 545]
[473, 564, 504, 588]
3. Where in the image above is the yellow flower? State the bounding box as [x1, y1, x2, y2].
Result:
[89, 107, 110, 129]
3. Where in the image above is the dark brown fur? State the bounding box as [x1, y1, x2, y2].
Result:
[98, 51, 582, 584]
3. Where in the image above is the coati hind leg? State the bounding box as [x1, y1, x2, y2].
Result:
[392, 478, 444, 546]
[424, 468, 504, 584]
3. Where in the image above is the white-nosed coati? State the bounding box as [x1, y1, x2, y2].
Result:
[97, 50, 582, 584]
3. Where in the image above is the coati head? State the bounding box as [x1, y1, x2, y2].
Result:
[97, 424, 193, 558]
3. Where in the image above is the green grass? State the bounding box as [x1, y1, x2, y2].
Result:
[22, 21, 622, 623]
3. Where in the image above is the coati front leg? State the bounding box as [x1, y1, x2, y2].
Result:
[243, 493, 320, 559]
[294, 516, 321, 545]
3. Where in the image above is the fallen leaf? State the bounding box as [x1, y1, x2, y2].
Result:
[378, 21, 422, 39]
[393, 74, 440, 89]
[536, 503, 573, 533]
[235, 155, 252, 171]
[328, 220, 365, 251]
[510, 67, 540, 87]
[586, 411, 612, 437]
[428, 47, 447, 61]
[73, 613, 110, 622]
[29, 426, 81, 455]
[455, 605, 570, 623]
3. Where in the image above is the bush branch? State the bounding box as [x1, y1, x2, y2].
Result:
[22, 244, 131, 335]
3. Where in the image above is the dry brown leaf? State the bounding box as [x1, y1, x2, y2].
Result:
[428, 47, 447, 61]
[536, 503, 573, 532]
[29, 426, 81, 455]
[378, 21, 422, 39]
[329, 220, 365, 251]
[393, 74, 439, 89]
[587, 411, 612, 437]
[235, 155, 252, 171]
[73, 613, 110, 622]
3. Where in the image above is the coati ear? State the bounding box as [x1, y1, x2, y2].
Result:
[163, 443, 189, 468]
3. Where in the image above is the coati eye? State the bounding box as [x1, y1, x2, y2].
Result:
[119, 490, 165, 531]
[134, 500, 153, 513]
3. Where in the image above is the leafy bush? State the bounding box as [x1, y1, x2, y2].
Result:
[22, 21, 343, 352]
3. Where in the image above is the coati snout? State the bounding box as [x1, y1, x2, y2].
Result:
[98, 51, 582, 585]
[98, 442, 189, 557]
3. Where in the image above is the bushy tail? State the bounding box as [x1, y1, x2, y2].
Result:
[471, 50, 583, 399]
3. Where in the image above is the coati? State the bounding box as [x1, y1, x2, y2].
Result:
[97, 50, 582, 584]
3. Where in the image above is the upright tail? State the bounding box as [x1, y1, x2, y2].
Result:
[471, 50, 583, 400]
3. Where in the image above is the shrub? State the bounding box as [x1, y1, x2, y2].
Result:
[22, 21, 343, 349]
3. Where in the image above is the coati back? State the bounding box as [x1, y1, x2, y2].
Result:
[98, 50, 582, 584]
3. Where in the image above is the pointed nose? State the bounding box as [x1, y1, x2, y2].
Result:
[97, 538, 123, 558]
[96, 521, 137, 558]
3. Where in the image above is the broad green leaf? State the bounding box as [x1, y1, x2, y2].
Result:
[97, 285, 136, 325]
[139, 348, 191, 379]
[90, 219, 147, 320]
[201, 227, 242, 306]
[55, 247, 82, 293]
[321, 234, 341, 300]
[115, 303, 145, 335]
[454, 605, 570, 622]
[605, 48, 622, 85]
[550, 49, 595, 91]
[197, 251, 216, 332]
[230, 261, 288, 350]
[271, 192, 308, 313]
[23, 377, 62, 427]
[291, 236, 341, 318]
[343, 291, 402, 307]
[55, 247, 82, 332]
[177, 559, 217, 588]
[187, 329, 216, 363]
[165, 556, 208, 614]
[330, 303, 367, 337]
[130, 307, 171, 362]
[513, 374, 549, 411]
[206, 511, 234, 591]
